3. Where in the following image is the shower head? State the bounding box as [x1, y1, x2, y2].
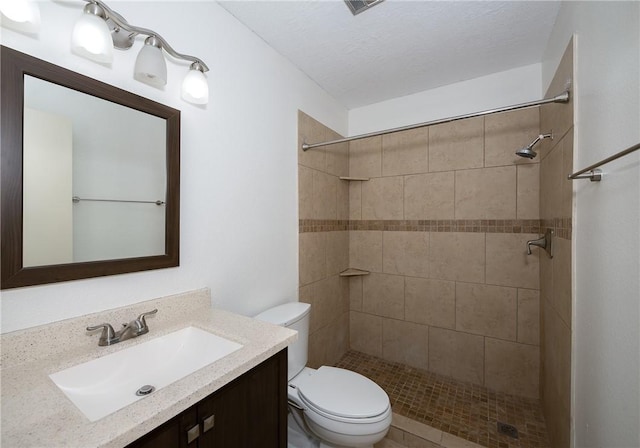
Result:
[515, 133, 553, 159]
[516, 145, 538, 159]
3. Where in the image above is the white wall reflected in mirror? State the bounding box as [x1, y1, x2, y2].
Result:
[23, 76, 167, 267]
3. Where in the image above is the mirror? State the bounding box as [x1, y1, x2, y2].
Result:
[1, 46, 180, 289]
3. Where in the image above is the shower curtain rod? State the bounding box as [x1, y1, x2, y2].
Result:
[301, 90, 570, 151]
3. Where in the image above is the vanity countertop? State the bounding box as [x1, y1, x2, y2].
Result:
[0, 290, 296, 448]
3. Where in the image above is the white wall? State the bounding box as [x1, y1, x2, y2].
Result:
[543, 3, 640, 447]
[23, 107, 74, 266]
[0, 1, 347, 333]
[349, 63, 542, 134]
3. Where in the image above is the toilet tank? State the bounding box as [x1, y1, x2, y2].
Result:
[254, 302, 310, 381]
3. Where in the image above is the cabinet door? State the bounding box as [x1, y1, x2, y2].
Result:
[197, 349, 287, 448]
[126, 406, 197, 448]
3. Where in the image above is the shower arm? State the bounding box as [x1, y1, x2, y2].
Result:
[302, 90, 570, 151]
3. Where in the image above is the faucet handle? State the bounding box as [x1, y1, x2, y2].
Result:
[136, 309, 158, 333]
[87, 323, 118, 346]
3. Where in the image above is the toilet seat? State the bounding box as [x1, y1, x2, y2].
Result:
[296, 366, 390, 423]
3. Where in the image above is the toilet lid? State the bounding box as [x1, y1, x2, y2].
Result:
[297, 366, 389, 419]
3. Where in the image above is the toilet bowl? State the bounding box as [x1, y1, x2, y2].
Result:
[255, 302, 391, 448]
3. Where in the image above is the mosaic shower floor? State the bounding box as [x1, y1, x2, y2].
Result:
[334, 350, 550, 448]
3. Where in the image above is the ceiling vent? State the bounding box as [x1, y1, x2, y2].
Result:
[344, 0, 385, 16]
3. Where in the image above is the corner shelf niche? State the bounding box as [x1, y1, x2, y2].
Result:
[339, 177, 370, 181]
[339, 268, 370, 277]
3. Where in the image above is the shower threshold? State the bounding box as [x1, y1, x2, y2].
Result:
[334, 350, 550, 448]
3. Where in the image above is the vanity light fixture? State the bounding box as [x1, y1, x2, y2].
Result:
[0, 0, 41, 34]
[70, 0, 209, 104]
[71, 2, 114, 64]
[181, 62, 209, 105]
[134, 36, 167, 88]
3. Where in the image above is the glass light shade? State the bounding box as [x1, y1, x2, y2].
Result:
[71, 12, 113, 64]
[0, 0, 40, 34]
[134, 42, 167, 87]
[181, 68, 209, 105]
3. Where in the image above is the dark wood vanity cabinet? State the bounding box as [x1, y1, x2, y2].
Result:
[126, 349, 287, 448]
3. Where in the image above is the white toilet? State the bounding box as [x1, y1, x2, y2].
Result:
[255, 302, 392, 448]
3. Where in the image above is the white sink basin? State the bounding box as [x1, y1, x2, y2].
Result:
[49, 326, 242, 422]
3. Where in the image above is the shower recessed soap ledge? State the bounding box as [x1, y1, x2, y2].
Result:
[339, 268, 370, 277]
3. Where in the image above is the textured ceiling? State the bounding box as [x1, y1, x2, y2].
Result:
[217, 0, 561, 109]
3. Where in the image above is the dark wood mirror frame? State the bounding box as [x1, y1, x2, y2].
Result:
[1, 46, 180, 289]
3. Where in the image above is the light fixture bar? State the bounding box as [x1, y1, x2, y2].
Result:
[84, 0, 209, 72]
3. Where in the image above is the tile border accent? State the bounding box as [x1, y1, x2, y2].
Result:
[300, 219, 572, 240]
[542, 217, 572, 240]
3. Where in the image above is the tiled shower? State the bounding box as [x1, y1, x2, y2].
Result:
[298, 40, 574, 448]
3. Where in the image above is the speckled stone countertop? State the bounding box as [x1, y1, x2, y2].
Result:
[0, 288, 296, 448]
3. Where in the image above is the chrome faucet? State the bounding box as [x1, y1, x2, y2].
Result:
[87, 309, 158, 346]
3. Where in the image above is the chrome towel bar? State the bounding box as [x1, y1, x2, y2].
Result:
[72, 196, 165, 205]
[568, 142, 640, 182]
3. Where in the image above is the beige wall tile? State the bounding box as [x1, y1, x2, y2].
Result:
[350, 311, 383, 356]
[350, 136, 382, 178]
[429, 117, 484, 172]
[349, 276, 363, 311]
[486, 233, 539, 289]
[312, 170, 337, 219]
[326, 133, 349, 178]
[455, 166, 517, 219]
[542, 384, 571, 448]
[363, 273, 405, 319]
[308, 311, 348, 368]
[326, 231, 349, 276]
[298, 284, 317, 331]
[430, 233, 485, 283]
[382, 127, 429, 176]
[349, 181, 362, 220]
[552, 237, 572, 328]
[298, 110, 326, 171]
[362, 177, 404, 220]
[517, 163, 540, 219]
[485, 338, 539, 398]
[561, 128, 574, 218]
[405, 277, 456, 329]
[540, 141, 563, 220]
[350, 230, 383, 272]
[307, 326, 328, 368]
[382, 318, 429, 370]
[485, 107, 540, 168]
[428, 327, 484, 385]
[337, 178, 350, 220]
[542, 302, 571, 428]
[299, 232, 326, 286]
[539, 246, 553, 304]
[404, 172, 455, 220]
[300, 275, 347, 334]
[539, 38, 573, 160]
[325, 311, 349, 365]
[517, 289, 540, 346]
[383, 231, 430, 278]
[455, 282, 517, 341]
[299, 165, 314, 220]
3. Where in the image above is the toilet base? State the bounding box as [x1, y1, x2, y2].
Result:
[287, 406, 379, 448]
